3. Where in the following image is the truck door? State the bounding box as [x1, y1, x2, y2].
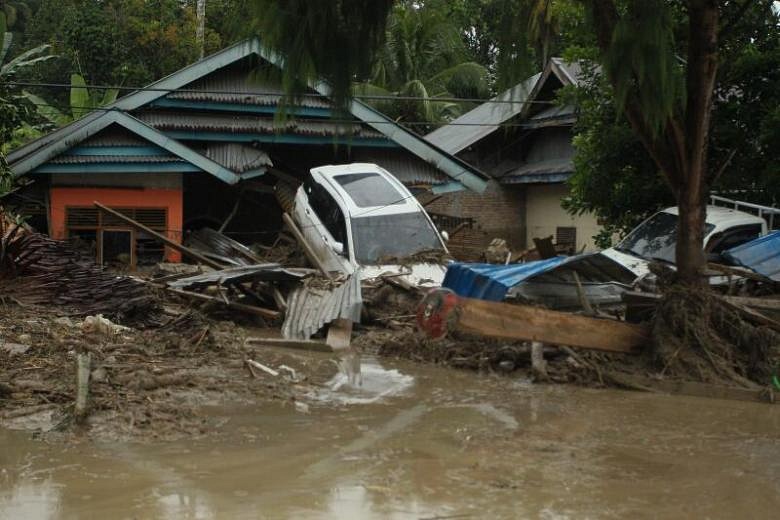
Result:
[295, 177, 353, 274]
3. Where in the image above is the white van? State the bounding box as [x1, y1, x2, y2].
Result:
[292, 163, 449, 286]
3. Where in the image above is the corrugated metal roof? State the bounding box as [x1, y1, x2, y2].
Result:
[350, 148, 448, 185]
[550, 58, 585, 85]
[500, 158, 573, 184]
[168, 66, 331, 109]
[424, 72, 542, 155]
[135, 112, 385, 138]
[202, 143, 272, 171]
[723, 231, 780, 281]
[442, 258, 569, 301]
[81, 127, 149, 147]
[527, 104, 576, 122]
[282, 274, 363, 339]
[49, 154, 184, 164]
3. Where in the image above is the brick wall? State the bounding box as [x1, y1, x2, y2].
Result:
[418, 180, 526, 261]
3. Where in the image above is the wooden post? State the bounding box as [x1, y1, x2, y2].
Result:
[281, 212, 332, 278]
[93, 201, 223, 269]
[75, 353, 92, 421]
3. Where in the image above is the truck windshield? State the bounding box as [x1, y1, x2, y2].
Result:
[616, 211, 714, 263]
[351, 212, 443, 264]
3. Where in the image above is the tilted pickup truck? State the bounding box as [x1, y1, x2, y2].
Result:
[444, 200, 779, 310]
[291, 163, 450, 287]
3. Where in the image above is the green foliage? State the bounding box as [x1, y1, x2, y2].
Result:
[563, 2, 780, 244]
[586, 0, 684, 136]
[248, 0, 394, 110]
[560, 64, 672, 247]
[357, 3, 490, 126]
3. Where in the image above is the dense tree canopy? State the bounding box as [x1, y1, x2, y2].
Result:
[1, 0, 778, 252]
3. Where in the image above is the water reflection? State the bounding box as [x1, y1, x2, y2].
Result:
[1, 360, 779, 519]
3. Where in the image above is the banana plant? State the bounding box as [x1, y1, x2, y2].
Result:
[1, 12, 54, 78]
[26, 73, 119, 125]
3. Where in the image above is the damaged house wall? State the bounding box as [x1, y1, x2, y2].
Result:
[424, 58, 603, 257]
[6, 39, 488, 268]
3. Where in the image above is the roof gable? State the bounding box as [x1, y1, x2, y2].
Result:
[425, 58, 585, 155]
[11, 111, 241, 183]
[9, 38, 487, 192]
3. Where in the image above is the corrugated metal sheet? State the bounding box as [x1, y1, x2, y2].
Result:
[350, 148, 448, 185]
[136, 112, 384, 138]
[81, 127, 149, 147]
[168, 264, 307, 290]
[500, 158, 573, 184]
[50, 154, 183, 164]
[201, 143, 272, 171]
[723, 230, 780, 281]
[168, 66, 331, 109]
[424, 73, 542, 155]
[282, 274, 363, 339]
[442, 258, 569, 301]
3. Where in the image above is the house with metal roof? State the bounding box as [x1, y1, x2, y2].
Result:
[6, 38, 488, 268]
[423, 58, 602, 259]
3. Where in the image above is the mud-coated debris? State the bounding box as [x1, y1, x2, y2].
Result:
[81, 315, 131, 338]
[91, 366, 108, 383]
[1, 341, 30, 356]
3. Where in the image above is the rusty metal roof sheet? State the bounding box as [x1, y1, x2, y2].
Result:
[201, 143, 272, 171]
[49, 154, 184, 164]
[349, 149, 449, 185]
[135, 112, 384, 138]
[167, 67, 331, 109]
[282, 274, 362, 339]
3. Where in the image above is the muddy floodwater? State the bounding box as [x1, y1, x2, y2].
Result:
[2, 356, 780, 519]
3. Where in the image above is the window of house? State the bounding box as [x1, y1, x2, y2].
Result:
[65, 206, 168, 268]
[556, 226, 577, 252]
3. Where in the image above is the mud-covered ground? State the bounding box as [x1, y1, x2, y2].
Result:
[0, 302, 339, 441]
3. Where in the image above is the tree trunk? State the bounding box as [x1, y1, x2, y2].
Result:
[675, 181, 707, 285]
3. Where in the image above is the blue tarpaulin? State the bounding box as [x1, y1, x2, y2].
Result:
[442, 257, 569, 301]
[723, 230, 780, 282]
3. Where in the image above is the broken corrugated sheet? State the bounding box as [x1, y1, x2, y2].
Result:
[282, 274, 362, 340]
[185, 228, 264, 266]
[723, 230, 780, 281]
[168, 264, 310, 290]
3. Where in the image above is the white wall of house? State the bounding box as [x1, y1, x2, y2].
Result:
[524, 183, 602, 252]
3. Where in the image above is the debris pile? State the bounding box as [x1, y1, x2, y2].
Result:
[0, 225, 157, 321]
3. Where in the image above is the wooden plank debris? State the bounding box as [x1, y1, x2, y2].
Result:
[457, 297, 647, 353]
[326, 318, 353, 351]
[166, 288, 280, 319]
[246, 337, 333, 353]
[282, 212, 332, 278]
[245, 359, 279, 377]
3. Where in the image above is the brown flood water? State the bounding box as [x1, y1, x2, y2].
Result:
[2, 356, 780, 519]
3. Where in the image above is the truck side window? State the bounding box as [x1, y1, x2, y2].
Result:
[706, 224, 762, 254]
[304, 178, 348, 253]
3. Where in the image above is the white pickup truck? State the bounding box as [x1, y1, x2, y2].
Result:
[292, 163, 449, 286]
[449, 198, 779, 309]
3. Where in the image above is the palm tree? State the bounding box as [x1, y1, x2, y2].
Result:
[355, 4, 490, 127]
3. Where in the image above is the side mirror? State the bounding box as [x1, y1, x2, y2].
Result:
[440, 230, 450, 243]
[331, 241, 345, 256]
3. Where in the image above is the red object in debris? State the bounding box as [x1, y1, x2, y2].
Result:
[416, 288, 460, 340]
